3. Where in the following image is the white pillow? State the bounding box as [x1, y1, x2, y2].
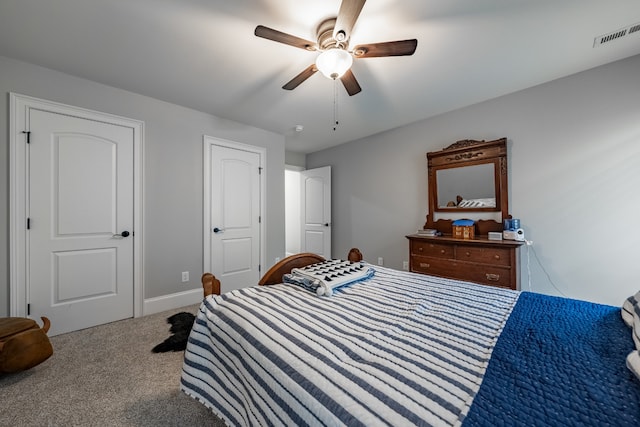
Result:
[622, 291, 639, 327]
[621, 292, 640, 379]
[634, 304, 640, 351]
[627, 351, 640, 382]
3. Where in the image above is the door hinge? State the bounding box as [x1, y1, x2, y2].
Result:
[259, 264, 261, 272]
[22, 130, 31, 144]
[27, 304, 31, 316]
[27, 217, 30, 230]
[258, 167, 263, 175]
[258, 216, 261, 224]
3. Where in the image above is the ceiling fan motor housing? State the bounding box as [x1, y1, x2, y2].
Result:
[317, 18, 348, 51]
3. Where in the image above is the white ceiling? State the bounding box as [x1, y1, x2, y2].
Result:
[1, 0, 639, 154]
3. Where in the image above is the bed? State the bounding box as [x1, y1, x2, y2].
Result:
[181, 249, 640, 426]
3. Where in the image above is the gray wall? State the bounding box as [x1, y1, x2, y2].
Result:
[285, 151, 306, 169]
[0, 56, 285, 316]
[308, 54, 640, 306]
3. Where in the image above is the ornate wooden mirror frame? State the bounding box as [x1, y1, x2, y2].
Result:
[424, 137, 511, 235]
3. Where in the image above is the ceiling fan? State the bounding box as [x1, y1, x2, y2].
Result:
[254, 0, 418, 96]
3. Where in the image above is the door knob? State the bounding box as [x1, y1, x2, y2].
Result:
[213, 227, 224, 233]
[113, 231, 130, 238]
[324, 223, 331, 227]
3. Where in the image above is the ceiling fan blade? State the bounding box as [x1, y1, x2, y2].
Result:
[282, 64, 318, 90]
[340, 69, 362, 96]
[352, 39, 418, 58]
[255, 25, 317, 51]
[333, 0, 366, 42]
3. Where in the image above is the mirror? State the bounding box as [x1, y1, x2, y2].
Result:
[425, 138, 510, 235]
[436, 163, 496, 209]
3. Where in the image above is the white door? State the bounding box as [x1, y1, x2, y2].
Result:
[207, 141, 262, 293]
[300, 166, 331, 259]
[28, 109, 135, 336]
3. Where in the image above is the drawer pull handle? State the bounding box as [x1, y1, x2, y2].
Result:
[440, 249, 445, 254]
[418, 247, 423, 252]
[494, 255, 500, 260]
[419, 263, 430, 268]
[465, 251, 470, 257]
[486, 273, 500, 281]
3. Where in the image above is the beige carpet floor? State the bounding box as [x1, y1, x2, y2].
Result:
[0, 305, 227, 427]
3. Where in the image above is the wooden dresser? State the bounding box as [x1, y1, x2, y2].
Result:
[406, 234, 523, 290]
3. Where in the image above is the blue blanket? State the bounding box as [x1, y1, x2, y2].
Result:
[464, 292, 640, 426]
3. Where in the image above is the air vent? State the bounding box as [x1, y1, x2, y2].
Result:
[594, 22, 640, 47]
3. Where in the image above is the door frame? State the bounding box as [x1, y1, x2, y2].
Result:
[9, 93, 145, 318]
[203, 136, 266, 278]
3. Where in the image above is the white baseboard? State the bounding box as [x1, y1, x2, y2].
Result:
[143, 288, 202, 316]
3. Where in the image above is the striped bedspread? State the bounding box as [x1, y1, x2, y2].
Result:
[180, 266, 519, 426]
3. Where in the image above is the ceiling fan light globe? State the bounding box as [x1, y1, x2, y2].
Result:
[316, 48, 353, 80]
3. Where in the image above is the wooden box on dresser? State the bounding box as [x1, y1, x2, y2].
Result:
[406, 234, 523, 290]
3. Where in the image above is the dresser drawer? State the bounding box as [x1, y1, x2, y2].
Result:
[410, 241, 454, 258]
[456, 264, 512, 288]
[411, 255, 512, 288]
[455, 246, 511, 266]
[411, 256, 458, 276]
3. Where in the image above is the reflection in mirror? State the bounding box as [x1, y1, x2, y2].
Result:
[436, 164, 495, 209]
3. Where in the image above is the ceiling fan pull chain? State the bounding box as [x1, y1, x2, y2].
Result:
[333, 79, 339, 131]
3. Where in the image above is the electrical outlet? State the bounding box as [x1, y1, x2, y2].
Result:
[377, 257, 384, 266]
[403, 261, 409, 270]
[181, 271, 189, 283]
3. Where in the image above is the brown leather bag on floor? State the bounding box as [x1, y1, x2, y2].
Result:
[0, 317, 53, 374]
